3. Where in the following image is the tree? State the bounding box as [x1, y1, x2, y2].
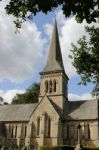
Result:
[0, 96, 4, 104]
[12, 82, 40, 104]
[70, 26, 99, 95]
[2, 0, 99, 28]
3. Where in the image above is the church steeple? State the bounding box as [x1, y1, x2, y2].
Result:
[42, 20, 64, 74]
[39, 20, 69, 108]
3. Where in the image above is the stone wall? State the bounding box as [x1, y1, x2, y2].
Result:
[63, 120, 99, 147]
[27, 95, 61, 147]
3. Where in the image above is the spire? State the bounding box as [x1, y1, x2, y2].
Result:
[42, 19, 64, 73]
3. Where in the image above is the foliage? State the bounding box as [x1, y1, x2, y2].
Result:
[0, 97, 4, 103]
[83, 147, 99, 150]
[1, 0, 98, 28]
[40, 145, 74, 150]
[0, 145, 99, 150]
[70, 26, 99, 95]
[11, 82, 40, 104]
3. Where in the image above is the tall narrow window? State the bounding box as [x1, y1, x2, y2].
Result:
[44, 114, 51, 137]
[45, 80, 48, 93]
[15, 126, 17, 138]
[53, 80, 56, 92]
[25, 125, 27, 137]
[37, 118, 40, 136]
[49, 80, 52, 93]
[88, 124, 90, 139]
[11, 125, 14, 138]
[67, 124, 69, 139]
[48, 117, 51, 137]
[9, 124, 11, 138]
[44, 114, 47, 137]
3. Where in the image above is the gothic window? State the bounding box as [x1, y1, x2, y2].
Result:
[44, 114, 51, 137]
[62, 124, 66, 139]
[8, 124, 11, 138]
[88, 124, 90, 139]
[31, 122, 35, 138]
[0, 122, 6, 138]
[37, 117, 40, 136]
[48, 117, 51, 137]
[67, 124, 69, 139]
[70, 125, 75, 137]
[85, 123, 90, 139]
[44, 114, 47, 137]
[15, 126, 17, 138]
[49, 80, 52, 93]
[11, 125, 14, 138]
[76, 125, 78, 140]
[25, 125, 27, 137]
[53, 80, 56, 92]
[45, 80, 48, 93]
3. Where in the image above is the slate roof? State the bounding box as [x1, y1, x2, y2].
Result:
[0, 103, 37, 122]
[41, 20, 65, 74]
[64, 99, 98, 120]
[0, 99, 98, 122]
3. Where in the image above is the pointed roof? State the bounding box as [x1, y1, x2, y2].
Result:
[0, 103, 37, 122]
[41, 20, 65, 74]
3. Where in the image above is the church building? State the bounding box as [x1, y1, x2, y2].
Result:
[0, 20, 99, 148]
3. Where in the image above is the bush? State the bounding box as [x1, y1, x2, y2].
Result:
[39, 145, 99, 150]
[83, 148, 99, 150]
[40, 145, 74, 150]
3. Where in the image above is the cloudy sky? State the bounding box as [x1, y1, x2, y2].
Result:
[0, 1, 97, 103]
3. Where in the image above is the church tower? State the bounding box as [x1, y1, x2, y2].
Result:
[39, 20, 69, 111]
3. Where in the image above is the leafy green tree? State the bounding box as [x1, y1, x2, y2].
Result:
[2, 0, 99, 28]
[12, 83, 40, 104]
[70, 26, 99, 95]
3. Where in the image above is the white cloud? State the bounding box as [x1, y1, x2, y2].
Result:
[0, 89, 96, 104]
[68, 93, 96, 101]
[57, 11, 98, 78]
[44, 24, 53, 39]
[0, 89, 25, 103]
[44, 11, 97, 78]
[0, 0, 46, 83]
[0, 1, 97, 84]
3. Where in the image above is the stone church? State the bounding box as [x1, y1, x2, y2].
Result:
[0, 20, 99, 148]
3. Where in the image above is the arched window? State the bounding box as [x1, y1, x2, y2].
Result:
[49, 80, 52, 93]
[37, 118, 40, 136]
[53, 80, 56, 92]
[48, 117, 51, 137]
[25, 125, 27, 137]
[8, 124, 11, 137]
[45, 80, 48, 93]
[44, 114, 51, 137]
[15, 126, 17, 138]
[88, 124, 90, 139]
[44, 114, 47, 137]
[11, 125, 14, 138]
[67, 124, 69, 139]
[85, 123, 90, 139]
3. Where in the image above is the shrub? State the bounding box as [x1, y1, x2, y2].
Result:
[83, 148, 99, 150]
[39, 145, 74, 150]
